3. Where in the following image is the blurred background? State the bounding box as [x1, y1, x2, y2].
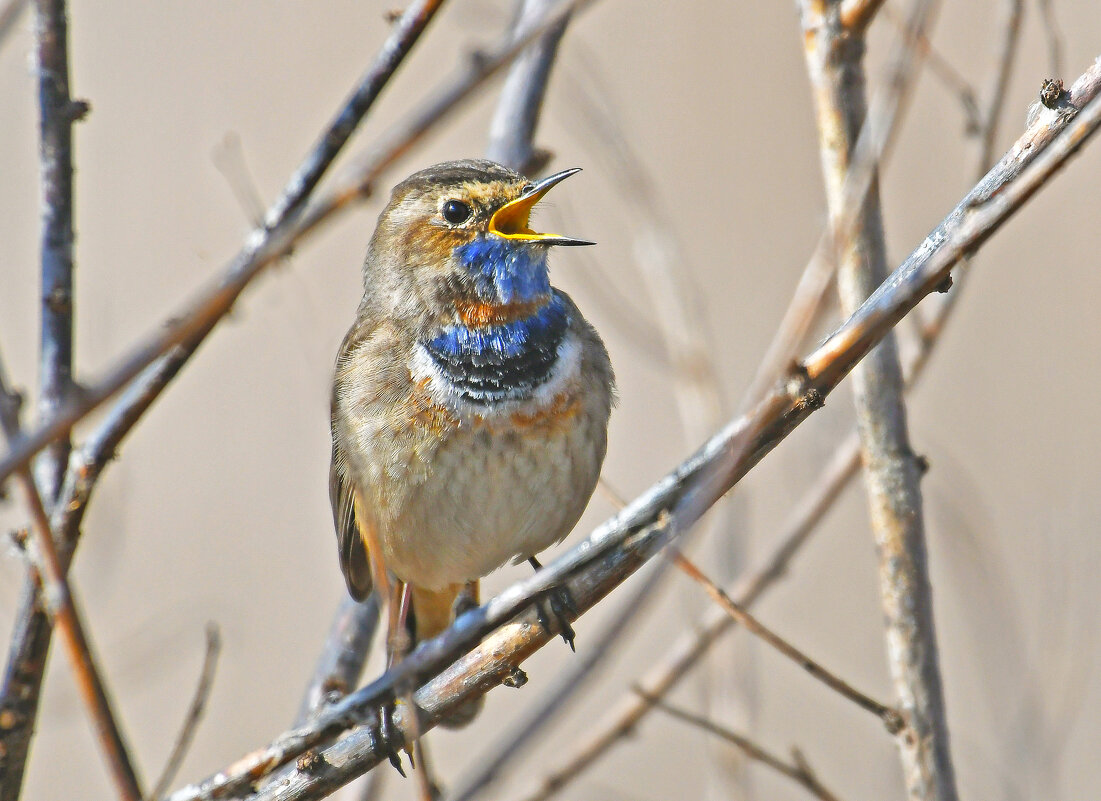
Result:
[1, 1, 1099, 799]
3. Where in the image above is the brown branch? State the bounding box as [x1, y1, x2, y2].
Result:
[151, 624, 223, 801]
[0, 364, 144, 801]
[671, 552, 902, 732]
[638, 691, 842, 801]
[163, 57, 1101, 801]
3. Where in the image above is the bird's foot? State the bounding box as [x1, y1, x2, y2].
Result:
[377, 699, 413, 777]
[528, 556, 578, 650]
[533, 586, 577, 651]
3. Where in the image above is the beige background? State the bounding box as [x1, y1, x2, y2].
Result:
[2, 2, 1100, 799]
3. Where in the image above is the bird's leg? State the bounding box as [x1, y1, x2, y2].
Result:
[528, 556, 577, 651]
[373, 578, 413, 777]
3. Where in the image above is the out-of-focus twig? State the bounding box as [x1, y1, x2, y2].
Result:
[801, 0, 957, 796]
[0, 0, 29, 54]
[165, 58, 1101, 801]
[485, 0, 570, 174]
[0, 360, 144, 801]
[151, 624, 223, 801]
[1035, 0, 1064, 78]
[639, 691, 842, 801]
[671, 552, 902, 731]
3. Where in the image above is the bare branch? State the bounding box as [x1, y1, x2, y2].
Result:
[639, 692, 842, 801]
[164, 57, 1101, 801]
[840, 0, 888, 33]
[0, 361, 144, 801]
[671, 552, 902, 732]
[801, 0, 957, 793]
[151, 624, 223, 801]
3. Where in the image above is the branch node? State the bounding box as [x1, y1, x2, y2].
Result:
[296, 749, 327, 773]
[795, 387, 825, 412]
[882, 706, 906, 735]
[934, 272, 953, 293]
[1039, 77, 1065, 109]
[65, 98, 91, 122]
[502, 665, 528, 688]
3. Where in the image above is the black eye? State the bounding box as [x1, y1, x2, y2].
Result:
[442, 199, 471, 224]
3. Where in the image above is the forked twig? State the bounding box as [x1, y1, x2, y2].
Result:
[671, 551, 902, 732]
[638, 690, 842, 801]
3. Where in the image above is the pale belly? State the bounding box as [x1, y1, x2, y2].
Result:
[376, 409, 605, 590]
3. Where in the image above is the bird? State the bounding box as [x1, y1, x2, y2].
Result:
[328, 159, 615, 701]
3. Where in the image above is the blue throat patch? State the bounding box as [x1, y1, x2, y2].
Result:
[454, 235, 551, 304]
[424, 293, 570, 404]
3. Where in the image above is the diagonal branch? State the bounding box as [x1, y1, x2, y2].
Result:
[164, 57, 1101, 801]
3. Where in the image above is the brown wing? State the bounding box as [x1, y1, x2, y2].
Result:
[329, 434, 372, 600]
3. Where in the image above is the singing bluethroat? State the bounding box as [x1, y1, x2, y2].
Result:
[329, 160, 615, 675]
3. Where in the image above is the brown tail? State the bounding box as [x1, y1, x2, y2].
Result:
[409, 581, 483, 728]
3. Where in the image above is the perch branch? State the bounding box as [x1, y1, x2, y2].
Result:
[0, 362, 144, 801]
[639, 692, 842, 801]
[671, 552, 902, 732]
[521, 23, 1029, 795]
[164, 57, 1101, 801]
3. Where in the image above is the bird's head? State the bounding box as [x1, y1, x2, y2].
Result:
[363, 159, 592, 332]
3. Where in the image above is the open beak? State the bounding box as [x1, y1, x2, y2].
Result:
[487, 168, 595, 246]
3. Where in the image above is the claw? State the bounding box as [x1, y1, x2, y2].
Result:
[528, 557, 577, 650]
[378, 700, 407, 777]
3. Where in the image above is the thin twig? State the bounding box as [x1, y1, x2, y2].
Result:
[839, 0, 888, 33]
[802, 0, 958, 795]
[670, 551, 902, 731]
[0, 362, 144, 801]
[164, 58, 1101, 801]
[881, 4, 981, 131]
[1035, 0, 1064, 78]
[151, 624, 223, 801]
[638, 691, 842, 801]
